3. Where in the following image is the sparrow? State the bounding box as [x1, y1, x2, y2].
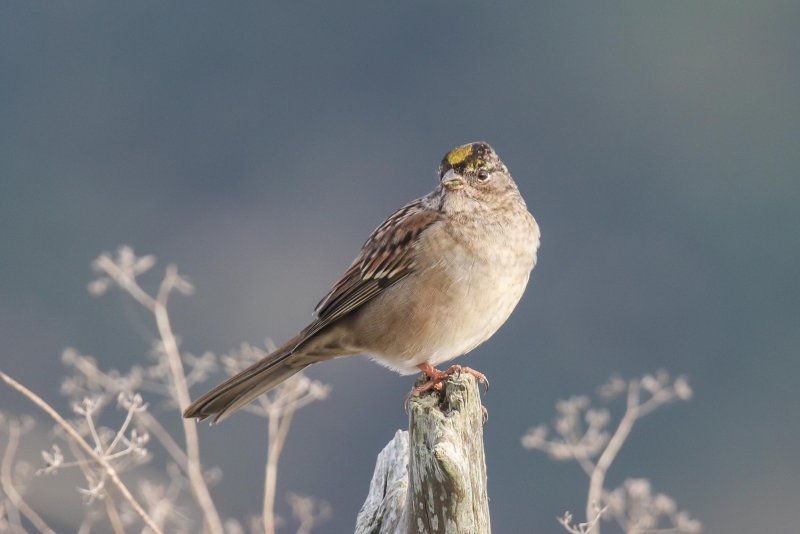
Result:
[184, 141, 540, 422]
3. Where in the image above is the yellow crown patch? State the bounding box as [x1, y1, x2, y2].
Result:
[446, 144, 474, 167]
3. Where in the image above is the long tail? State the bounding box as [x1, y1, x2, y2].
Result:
[183, 343, 308, 424]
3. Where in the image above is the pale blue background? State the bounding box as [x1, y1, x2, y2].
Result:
[1, 1, 798, 532]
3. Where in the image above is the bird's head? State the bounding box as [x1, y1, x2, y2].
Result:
[437, 142, 518, 206]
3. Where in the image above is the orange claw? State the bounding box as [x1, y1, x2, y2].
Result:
[404, 363, 491, 417]
[445, 364, 490, 393]
[411, 363, 489, 396]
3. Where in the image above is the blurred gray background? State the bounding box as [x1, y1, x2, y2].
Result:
[1, 1, 798, 532]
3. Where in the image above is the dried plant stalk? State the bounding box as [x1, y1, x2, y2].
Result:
[0, 370, 162, 534]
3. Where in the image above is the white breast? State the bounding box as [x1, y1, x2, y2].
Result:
[400, 212, 539, 370]
[356, 205, 540, 375]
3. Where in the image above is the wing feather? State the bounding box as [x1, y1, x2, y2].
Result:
[312, 197, 439, 326]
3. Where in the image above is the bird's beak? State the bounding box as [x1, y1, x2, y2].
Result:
[441, 169, 465, 191]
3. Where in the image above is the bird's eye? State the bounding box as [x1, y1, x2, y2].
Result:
[477, 169, 490, 181]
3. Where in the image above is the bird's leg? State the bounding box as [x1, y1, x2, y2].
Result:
[405, 363, 490, 422]
[444, 364, 490, 392]
[410, 363, 450, 396]
[410, 363, 490, 397]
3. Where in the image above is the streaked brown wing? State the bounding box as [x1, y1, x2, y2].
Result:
[312, 198, 440, 327]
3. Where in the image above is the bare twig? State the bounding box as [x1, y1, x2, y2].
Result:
[218, 344, 330, 534]
[1, 419, 56, 534]
[585, 382, 640, 527]
[153, 268, 224, 534]
[137, 411, 189, 469]
[104, 493, 125, 534]
[559, 506, 607, 534]
[61, 352, 190, 472]
[287, 492, 331, 534]
[3, 248, 330, 532]
[523, 372, 699, 534]
[0, 370, 163, 534]
[94, 252, 224, 534]
[262, 380, 300, 534]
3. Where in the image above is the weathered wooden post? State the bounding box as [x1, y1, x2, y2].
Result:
[355, 374, 490, 534]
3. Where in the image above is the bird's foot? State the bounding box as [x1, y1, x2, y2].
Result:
[404, 363, 491, 419]
[410, 363, 490, 396]
[447, 364, 490, 392]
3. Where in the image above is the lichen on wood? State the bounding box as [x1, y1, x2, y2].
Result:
[355, 374, 490, 534]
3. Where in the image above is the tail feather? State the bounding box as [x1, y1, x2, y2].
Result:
[183, 347, 307, 423]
